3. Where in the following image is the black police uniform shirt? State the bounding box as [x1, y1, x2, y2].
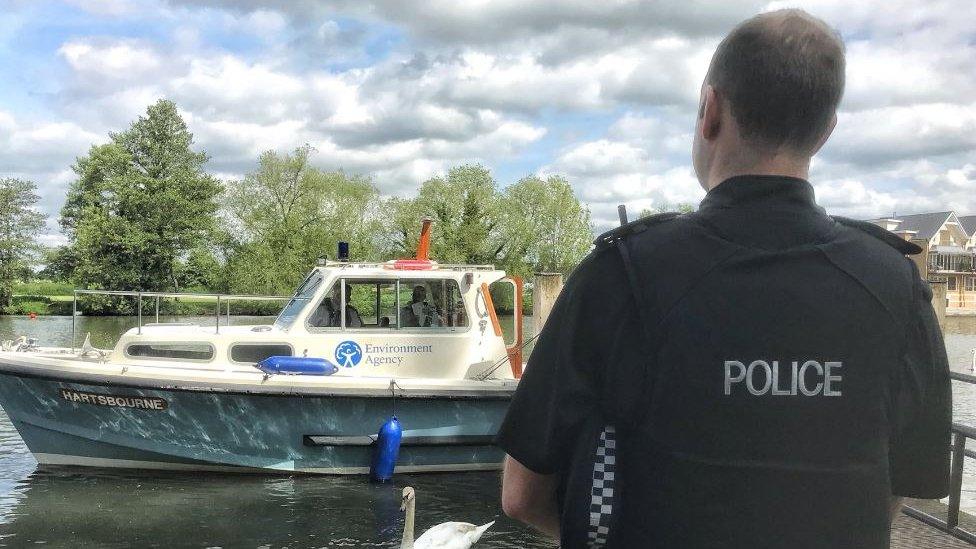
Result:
[496, 175, 951, 548]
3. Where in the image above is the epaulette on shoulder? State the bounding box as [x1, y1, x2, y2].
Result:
[831, 215, 922, 255]
[594, 211, 682, 248]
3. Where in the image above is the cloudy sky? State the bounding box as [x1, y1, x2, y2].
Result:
[2, 0, 975, 244]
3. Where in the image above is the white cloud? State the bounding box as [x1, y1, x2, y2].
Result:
[6, 0, 976, 246]
[344, 0, 764, 47]
[0, 111, 103, 175]
[545, 120, 704, 232]
[64, 0, 138, 16]
[823, 103, 976, 167]
[170, 56, 308, 123]
[813, 179, 902, 218]
[235, 9, 287, 40]
[58, 39, 162, 82]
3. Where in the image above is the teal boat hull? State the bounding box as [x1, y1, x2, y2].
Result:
[0, 372, 511, 474]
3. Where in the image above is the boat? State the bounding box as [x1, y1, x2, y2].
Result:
[0, 220, 525, 474]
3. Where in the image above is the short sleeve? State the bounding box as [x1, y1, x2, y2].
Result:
[494, 247, 644, 474]
[889, 273, 951, 498]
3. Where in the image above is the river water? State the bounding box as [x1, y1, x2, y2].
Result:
[0, 315, 973, 547]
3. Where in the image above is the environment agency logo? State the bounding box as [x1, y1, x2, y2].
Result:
[335, 341, 363, 368]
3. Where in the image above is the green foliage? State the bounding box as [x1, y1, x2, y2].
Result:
[499, 175, 592, 277]
[4, 300, 50, 315]
[10, 294, 52, 305]
[177, 247, 222, 292]
[0, 178, 46, 308]
[385, 165, 501, 264]
[223, 145, 383, 295]
[384, 167, 593, 277]
[37, 246, 78, 282]
[59, 99, 223, 312]
[13, 279, 74, 297]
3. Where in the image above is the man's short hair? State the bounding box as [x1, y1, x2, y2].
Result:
[707, 9, 845, 154]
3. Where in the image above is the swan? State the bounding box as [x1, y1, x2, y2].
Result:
[400, 486, 494, 549]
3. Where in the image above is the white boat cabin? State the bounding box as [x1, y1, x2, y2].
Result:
[110, 260, 522, 381]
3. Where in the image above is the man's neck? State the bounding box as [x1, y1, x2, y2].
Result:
[705, 152, 811, 191]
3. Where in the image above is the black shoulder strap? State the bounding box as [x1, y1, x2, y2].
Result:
[594, 212, 681, 248]
[831, 215, 922, 255]
[614, 238, 655, 424]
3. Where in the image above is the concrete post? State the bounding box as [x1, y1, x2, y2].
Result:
[930, 279, 947, 332]
[911, 239, 930, 280]
[533, 273, 564, 334]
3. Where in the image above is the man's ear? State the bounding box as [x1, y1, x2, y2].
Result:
[700, 85, 721, 141]
[810, 113, 837, 155]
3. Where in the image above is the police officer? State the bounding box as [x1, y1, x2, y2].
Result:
[497, 9, 950, 549]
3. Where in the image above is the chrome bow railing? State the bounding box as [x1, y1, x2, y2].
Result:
[70, 289, 291, 351]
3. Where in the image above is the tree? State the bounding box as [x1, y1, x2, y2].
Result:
[385, 165, 501, 264]
[383, 166, 594, 277]
[0, 178, 45, 307]
[223, 145, 382, 295]
[60, 99, 223, 304]
[176, 246, 222, 292]
[499, 175, 592, 276]
[37, 246, 79, 282]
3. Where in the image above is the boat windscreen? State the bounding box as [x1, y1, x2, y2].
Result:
[274, 271, 323, 329]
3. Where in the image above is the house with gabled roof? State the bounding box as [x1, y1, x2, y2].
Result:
[959, 215, 976, 250]
[871, 211, 976, 311]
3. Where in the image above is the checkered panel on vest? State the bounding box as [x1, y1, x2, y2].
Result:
[587, 425, 617, 548]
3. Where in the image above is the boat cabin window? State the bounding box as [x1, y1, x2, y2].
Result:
[126, 343, 214, 361]
[229, 343, 293, 364]
[309, 280, 397, 329]
[306, 278, 468, 330]
[398, 279, 467, 329]
[274, 271, 324, 329]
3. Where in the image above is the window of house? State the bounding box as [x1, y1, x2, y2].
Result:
[967, 277, 976, 292]
[308, 279, 397, 329]
[948, 277, 957, 291]
[398, 279, 468, 329]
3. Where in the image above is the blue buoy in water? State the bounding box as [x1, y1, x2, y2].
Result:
[370, 416, 402, 483]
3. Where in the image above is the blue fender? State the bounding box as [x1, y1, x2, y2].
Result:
[370, 416, 402, 483]
[255, 356, 340, 376]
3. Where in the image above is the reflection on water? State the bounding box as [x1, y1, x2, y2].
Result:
[1, 315, 974, 545]
[0, 407, 551, 547]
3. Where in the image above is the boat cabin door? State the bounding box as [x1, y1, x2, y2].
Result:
[483, 277, 524, 378]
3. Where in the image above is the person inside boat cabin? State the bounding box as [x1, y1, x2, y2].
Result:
[400, 284, 443, 328]
[497, 9, 950, 549]
[309, 283, 362, 328]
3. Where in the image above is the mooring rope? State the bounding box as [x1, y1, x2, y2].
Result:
[476, 333, 541, 381]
